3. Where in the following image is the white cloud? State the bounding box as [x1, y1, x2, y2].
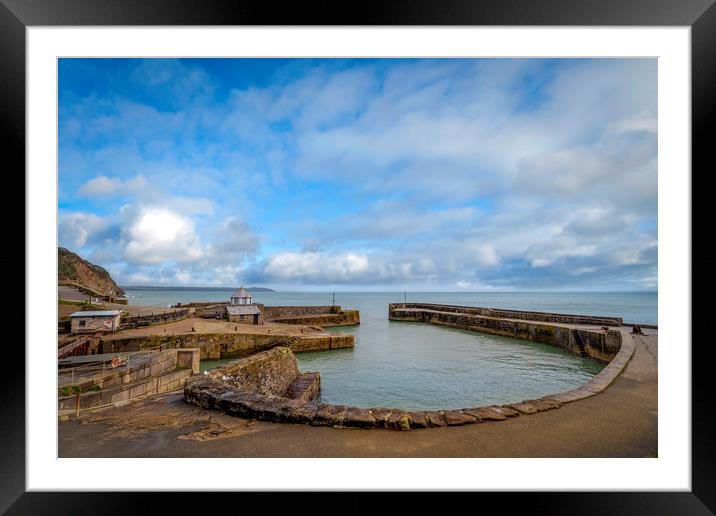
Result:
[263, 251, 370, 283]
[165, 196, 214, 216]
[456, 280, 506, 290]
[58, 212, 115, 248]
[122, 206, 204, 265]
[78, 174, 153, 198]
[212, 217, 259, 256]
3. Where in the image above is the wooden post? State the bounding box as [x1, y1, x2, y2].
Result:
[75, 393, 81, 418]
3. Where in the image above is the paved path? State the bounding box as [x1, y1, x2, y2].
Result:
[58, 285, 92, 302]
[101, 317, 329, 340]
[58, 331, 657, 458]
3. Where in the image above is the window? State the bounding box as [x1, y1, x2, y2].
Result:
[78, 320, 86, 327]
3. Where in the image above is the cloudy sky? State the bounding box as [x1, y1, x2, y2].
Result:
[58, 58, 657, 291]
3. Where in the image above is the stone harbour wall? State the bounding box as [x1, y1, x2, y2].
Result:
[390, 303, 623, 327]
[99, 331, 354, 360]
[262, 305, 340, 319]
[389, 305, 621, 362]
[266, 309, 360, 327]
[194, 304, 228, 319]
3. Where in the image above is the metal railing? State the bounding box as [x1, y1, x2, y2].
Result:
[58, 339, 184, 387]
[120, 308, 189, 328]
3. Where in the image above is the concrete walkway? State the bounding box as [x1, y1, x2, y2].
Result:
[58, 330, 657, 458]
[100, 317, 329, 340]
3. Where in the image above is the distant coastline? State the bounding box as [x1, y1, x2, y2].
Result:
[122, 286, 276, 292]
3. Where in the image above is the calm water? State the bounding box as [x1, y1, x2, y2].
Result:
[126, 290, 656, 411]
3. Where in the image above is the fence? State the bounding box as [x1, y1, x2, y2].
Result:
[120, 308, 189, 328]
[58, 339, 184, 388]
[58, 341, 194, 415]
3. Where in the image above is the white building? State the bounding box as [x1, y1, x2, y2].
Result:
[229, 287, 252, 305]
[69, 310, 122, 333]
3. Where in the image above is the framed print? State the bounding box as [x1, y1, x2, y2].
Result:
[3, 0, 712, 513]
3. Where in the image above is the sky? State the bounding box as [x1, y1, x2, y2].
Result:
[58, 58, 657, 291]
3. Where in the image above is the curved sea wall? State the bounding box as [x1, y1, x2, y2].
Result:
[185, 331, 635, 431]
[388, 303, 622, 362]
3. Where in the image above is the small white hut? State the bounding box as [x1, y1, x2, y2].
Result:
[229, 287, 252, 305]
[69, 310, 122, 333]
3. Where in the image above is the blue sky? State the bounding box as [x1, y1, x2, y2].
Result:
[58, 58, 657, 291]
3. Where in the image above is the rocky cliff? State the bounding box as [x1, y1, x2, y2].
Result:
[58, 247, 125, 297]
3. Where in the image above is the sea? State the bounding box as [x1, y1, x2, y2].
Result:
[124, 289, 657, 411]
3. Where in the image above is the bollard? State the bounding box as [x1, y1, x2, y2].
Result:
[75, 393, 81, 418]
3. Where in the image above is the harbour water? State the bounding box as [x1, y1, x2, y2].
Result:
[126, 290, 656, 411]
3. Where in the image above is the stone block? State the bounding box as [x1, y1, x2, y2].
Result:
[487, 405, 520, 417]
[509, 402, 538, 415]
[424, 411, 447, 427]
[466, 407, 507, 421]
[443, 411, 478, 426]
[284, 371, 321, 402]
[282, 402, 320, 424]
[313, 404, 349, 426]
[524, 399, 561, 411]
[407, 411, 430, 428]
[459, 408, 484, 423]
[368, 408, 392, 426]
[385, 411, 412, 430]
[339, 407, 378, 428]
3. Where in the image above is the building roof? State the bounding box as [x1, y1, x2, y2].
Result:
[231, 287, 251, 298]
[226, 305, 261, 316]
[69, 310, 122, 318]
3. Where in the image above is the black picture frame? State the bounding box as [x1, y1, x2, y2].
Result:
[3, 0, 711, 513]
